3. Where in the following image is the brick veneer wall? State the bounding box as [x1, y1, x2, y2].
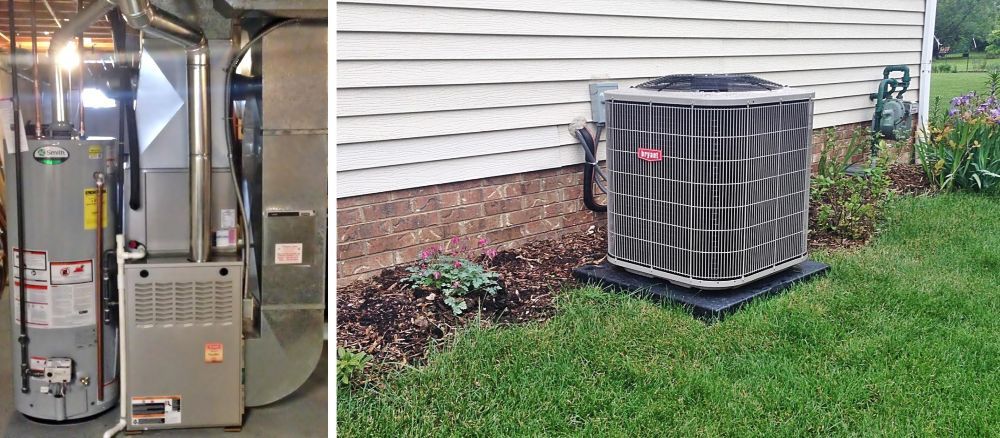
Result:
[337, 120, 914, 284]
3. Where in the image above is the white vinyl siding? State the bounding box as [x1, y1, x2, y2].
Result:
[336, 0, 926, 197]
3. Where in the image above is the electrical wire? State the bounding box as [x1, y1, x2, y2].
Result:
[222, 18, 325, 302]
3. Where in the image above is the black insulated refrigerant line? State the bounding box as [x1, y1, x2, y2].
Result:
[575, 124, 608, 212]
[7, 0, 31, 394]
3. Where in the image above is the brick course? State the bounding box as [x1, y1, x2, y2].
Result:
[336, 121, 914, 284]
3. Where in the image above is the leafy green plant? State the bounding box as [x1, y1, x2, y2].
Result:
[811, 142, 894, 240]
[405, 237, 501, 315]
[816, 126, 873, 178]
[933, 63, 955, 73]
[337, 347, 370, 387]
[916, 88, 1000, 192]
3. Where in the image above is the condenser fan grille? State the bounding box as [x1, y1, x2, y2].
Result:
[637, 74, 784, 92]
[604, 87, 814, 289]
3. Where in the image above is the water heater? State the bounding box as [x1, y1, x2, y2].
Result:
[5, 137, 118, 420]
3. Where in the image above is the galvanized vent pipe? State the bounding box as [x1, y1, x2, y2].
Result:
[48, 0, 116, 135]
[117, 0, 212, 262]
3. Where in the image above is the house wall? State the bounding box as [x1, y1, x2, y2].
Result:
[337, 0, 927, 197]
[336, 0, 929, 282]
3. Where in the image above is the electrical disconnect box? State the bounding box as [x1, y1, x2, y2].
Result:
[589, 82, 619, 124]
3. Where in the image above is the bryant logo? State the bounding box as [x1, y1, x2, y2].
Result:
[636, 148, 663, 162]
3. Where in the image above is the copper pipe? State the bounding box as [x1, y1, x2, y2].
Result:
[30, 0, 41, 138]
[94, 172, 105, 402]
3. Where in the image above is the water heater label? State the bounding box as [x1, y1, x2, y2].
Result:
[13, 248, 48, 271]
[32, 145, 69, 165]
[88, 146, 103, 159]
[83, 189, 109, 230]
[637, 148, 663, 162]
[275, 243, 304, 264]
[51, 260, 94, 285]
[13, 281, 51, 328]
[49, 283, 95, 329]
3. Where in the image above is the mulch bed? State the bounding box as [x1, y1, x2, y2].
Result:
[337, 226, 607, 370]
[339, 164, 934, 376]
[886, 163, 932, 195]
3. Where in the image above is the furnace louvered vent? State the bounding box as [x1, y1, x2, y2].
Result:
[603, 75, 815, 289]
[133, 280, 236, 327]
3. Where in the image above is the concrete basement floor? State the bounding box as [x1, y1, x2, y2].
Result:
[0, 289, 329, 437]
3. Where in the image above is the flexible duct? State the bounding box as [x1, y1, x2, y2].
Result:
[48, 0, 117, 135]
[116, 0, 212, 262]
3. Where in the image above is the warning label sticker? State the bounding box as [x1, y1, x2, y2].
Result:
[131, 396, 182, 426]
[13, 281, 51, 328]
[274, 243, 303, 265]
[51, 260, 94, 285]
[88, 146, 102, 160]
[13, 248, 48, 271]
[13, 280, 95, 329]
[205, 343, 224, 363]
[83, 188, 108, 230]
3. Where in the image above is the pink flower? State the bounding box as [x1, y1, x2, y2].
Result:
[485, 248, 498, 259]
[450, 236, 461, 246]
[453, 260, 463, 268]
[432, 271, 441, 279]
[452, 280, 460, 288]
[477, 237, 489, 247]
[419, 249, 430, 260]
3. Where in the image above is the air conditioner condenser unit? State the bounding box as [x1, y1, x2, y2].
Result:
[603, 74, 815, 289]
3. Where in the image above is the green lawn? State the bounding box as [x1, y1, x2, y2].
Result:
[338, 193, 1000, 436]
[930, 72, 991, 108]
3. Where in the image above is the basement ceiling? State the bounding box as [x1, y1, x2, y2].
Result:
[0, 0, 114, 52]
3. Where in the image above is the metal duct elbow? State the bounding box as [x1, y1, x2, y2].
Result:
[48, 0, 117, 135]
[116, 0, 212, 262]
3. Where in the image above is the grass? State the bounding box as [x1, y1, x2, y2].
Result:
[337, 193, 1000, 436]
[930, 72, 992, 107]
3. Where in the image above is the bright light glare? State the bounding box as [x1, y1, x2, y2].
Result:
[54, 43, 80, 68]
[81, 88, 117, 109]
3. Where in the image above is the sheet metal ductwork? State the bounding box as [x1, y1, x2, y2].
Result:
[117, 0, 213, 263]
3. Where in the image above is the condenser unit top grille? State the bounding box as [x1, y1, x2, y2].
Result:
[609, 74, 814, 106]
[637, 74, 783, 92]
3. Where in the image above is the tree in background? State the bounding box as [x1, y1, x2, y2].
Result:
[935, 0, 1000, 54]
[989, 23, 1000, 55]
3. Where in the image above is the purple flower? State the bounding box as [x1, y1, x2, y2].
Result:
[948, 108, 958, 117]
[433, 271, 441, 279]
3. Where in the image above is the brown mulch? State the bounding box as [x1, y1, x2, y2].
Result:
[886, 163, 932, 195]
[808, 163, 933, 251]
[337, 226, 607, 369]
[339, 164, 935, 375]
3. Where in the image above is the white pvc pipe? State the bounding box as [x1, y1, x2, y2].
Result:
[103, 235, 146, 438]
[918, 0, 938, 132]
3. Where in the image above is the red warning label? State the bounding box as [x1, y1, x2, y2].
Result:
[205, 343, 224, 363]
[50, 260, 94, 285]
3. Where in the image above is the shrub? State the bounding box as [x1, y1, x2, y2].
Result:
[816, 126, 873, 178]
[916, 89, 1000, 192]
[405, 237, 501, 315]
[337, 347, 370, 387]
[932, 63, 955, 73]
[811, 142, 893, 241]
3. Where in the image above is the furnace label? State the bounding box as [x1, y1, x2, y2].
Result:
[88, 146, 103, 159]
[83, 189, 109, 230]
[205, 342, 224, 363]
[131, 396, 182, 425]
[274, 243, 304, 264]
[51, 260, 94, 285]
